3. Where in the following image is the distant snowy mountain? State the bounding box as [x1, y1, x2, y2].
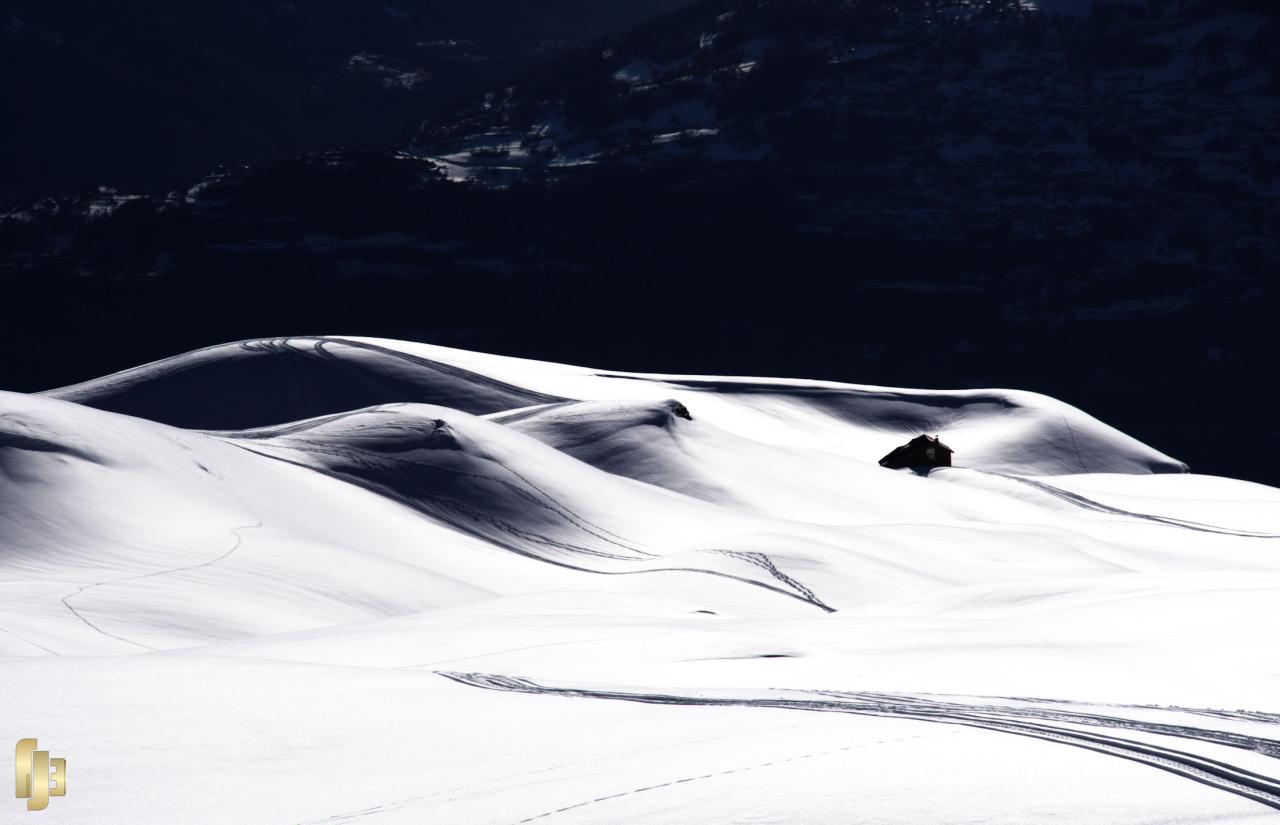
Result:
[3, 337, 1278, 823]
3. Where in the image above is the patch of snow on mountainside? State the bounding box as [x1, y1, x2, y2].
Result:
[4, 336, 1279, 824]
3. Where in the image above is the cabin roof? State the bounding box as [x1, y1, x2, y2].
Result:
[905, 434, 952, 450]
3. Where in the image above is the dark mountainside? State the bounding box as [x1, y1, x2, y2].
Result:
[2, 0, 1277, 484]
[0, 0, 694, 206]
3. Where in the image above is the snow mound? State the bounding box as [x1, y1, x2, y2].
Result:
[5, 337, 1280, 824]
[0, 391, 518, 652]
[0, 390, 834, 655]
[351, 337, 1190, 477]
[41, 336, 566, 429]
[219, 403, 835, 611]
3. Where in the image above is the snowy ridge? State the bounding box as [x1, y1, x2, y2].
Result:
[219, 403, 834, 611]
[42, 336, 566, 429]
[3, 336, 1279, 823]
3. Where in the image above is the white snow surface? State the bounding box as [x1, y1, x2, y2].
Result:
[4, 336, 1280, 824]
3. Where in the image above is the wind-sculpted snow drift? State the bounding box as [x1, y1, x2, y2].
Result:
[42, 336, 566, 429]
[3, 336, 1279, 824]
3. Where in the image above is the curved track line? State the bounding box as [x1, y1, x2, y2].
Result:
[0, 624, 61, 656]
[441, 673, 1280, 813]
[508, 730, 954, 824]
[983, 471, 1280, 538]
[59, 500, 261, 651]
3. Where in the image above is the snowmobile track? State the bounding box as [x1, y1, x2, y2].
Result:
[441, 672, 1280, 812]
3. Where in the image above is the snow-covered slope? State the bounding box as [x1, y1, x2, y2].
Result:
[4, 336, 1279, 823]
[42, 336, 566, 428]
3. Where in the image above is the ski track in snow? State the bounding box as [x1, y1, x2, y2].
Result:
[290, 714, 959, 825]
[442, 672, 1280, 815]
[59, 493, 263, 652]
[503, 730, 956, 825]
[985, 471, 1280, 538]
[0, 624, 60, 656]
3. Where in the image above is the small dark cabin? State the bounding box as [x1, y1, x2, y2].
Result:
[879, 435, 954, 469]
